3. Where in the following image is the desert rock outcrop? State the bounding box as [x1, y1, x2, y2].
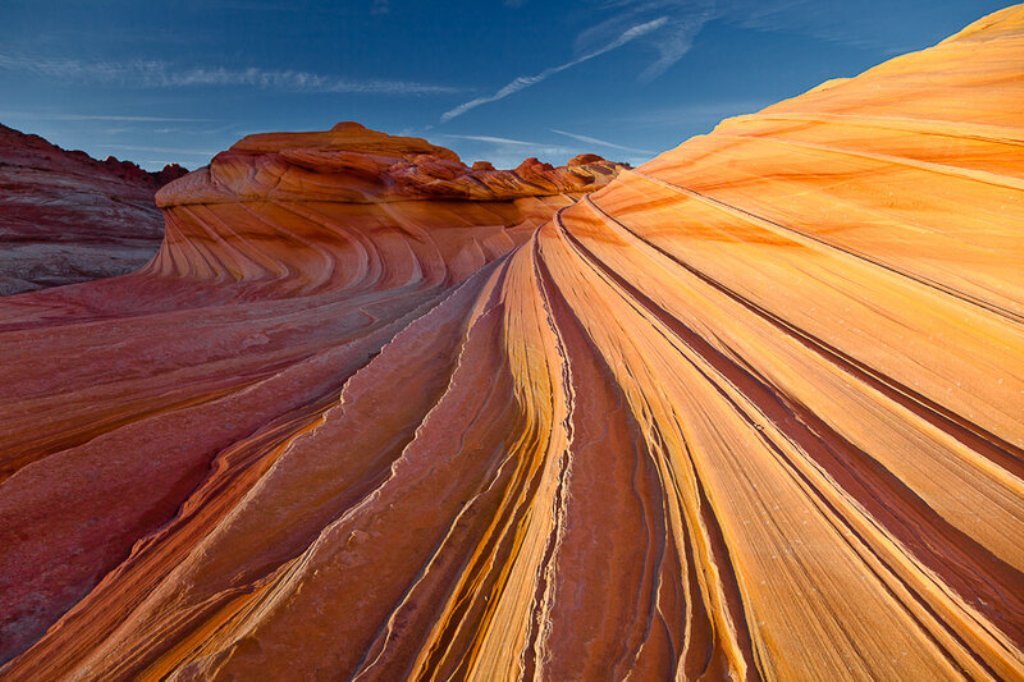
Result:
[0, 124, 187, 295]
[0, 121, 622, 670]
[0, 6, 1022, 680]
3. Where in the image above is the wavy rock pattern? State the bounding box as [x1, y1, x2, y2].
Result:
[0, 124, 187, 295]
[0, 122, 622, 671]
[1, 6, 1023, 681]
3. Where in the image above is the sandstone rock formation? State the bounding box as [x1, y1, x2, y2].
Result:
[148, 121, 622, 293]
[0, 124, 187, 295]
[0, 122, 622, 670]
[1, 5, 1022, 680]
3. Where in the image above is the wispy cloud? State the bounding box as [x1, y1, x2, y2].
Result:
[442, 134, 542, 146]
[578, 0, 715, 83]
[550, 128, 653, 154]
[104, 144, 218, 156]
[442, 0, 845, 124]
[0, 53, 461, 95]
[476, 147, 578, 170]
[438, 133, 576, 169]
[440, 16, 668, 122]
[726, 0, 893, 50]
[0, 111, 213, 122]
[596, 0, 896, 66]
[370, 0, 390, 15]
[150, 122, 240, 136]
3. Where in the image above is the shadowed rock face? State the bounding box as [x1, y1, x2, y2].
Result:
[0, 5, 1022, 680]
[0, 125, 187, 295]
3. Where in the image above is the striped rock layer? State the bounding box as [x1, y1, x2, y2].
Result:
[0, 124, 622, 671]
[0, 124, 187, 296]
[1, 5, 1022, 681]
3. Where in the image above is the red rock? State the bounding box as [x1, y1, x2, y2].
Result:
[568, 152, 604, 166]
[0, 6, 1022, 680]
[0, 122, 622, 668]
[0, 124, 188, 295]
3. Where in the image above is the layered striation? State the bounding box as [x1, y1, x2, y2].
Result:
[0, 124, 187, 295]
[1, 5, 1023, 681]
[0, 122, 623, 669]
[147, 121, 622, 294]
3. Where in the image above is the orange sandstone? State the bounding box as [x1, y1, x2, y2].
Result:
[1, 6, 1023, 681]
[0, 121, 622, 671]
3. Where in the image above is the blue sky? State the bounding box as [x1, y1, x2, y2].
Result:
[0, 0, 1011, 170]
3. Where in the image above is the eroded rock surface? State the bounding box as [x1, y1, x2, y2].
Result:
[0, 121, 623, 671]
[0, 124, 187, 295]
[0, 6, 1022, 680]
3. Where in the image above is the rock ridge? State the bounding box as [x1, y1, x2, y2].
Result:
[157, 120, 624, 207]
[0, 123, 188, 295]
[0, 6, 1021, 680]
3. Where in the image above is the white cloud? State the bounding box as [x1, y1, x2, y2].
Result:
[726, 0, 894, 50]
[0, 53, 460, 95]
[440, 16, 668, 123]
[104, 144, 218, 156]
[436, 133, 577, 169]
[440, 130, 656, 169]
[0, 111, 213, 122]
[442, 134, 543, 146]
[479, 147, 577, 170]
[591, 0, 897, 74]
[158, 66, 458, 94]
[577, 0, 716, 83]
[550, 128, 653, 154]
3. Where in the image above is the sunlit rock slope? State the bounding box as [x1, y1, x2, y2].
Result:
[0, 124, 187, 295]
[1, 5, 1022, 680]
[0, 121, 622, 671]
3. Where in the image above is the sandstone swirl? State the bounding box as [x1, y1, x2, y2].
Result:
[1, 6, 1022, 681]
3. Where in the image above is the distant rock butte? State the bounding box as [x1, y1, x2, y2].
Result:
[1, 5, 1023, 681]
[146, 121, 623, 290]
[157, 120, 621, 205]
[0, 124, 187, 295]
